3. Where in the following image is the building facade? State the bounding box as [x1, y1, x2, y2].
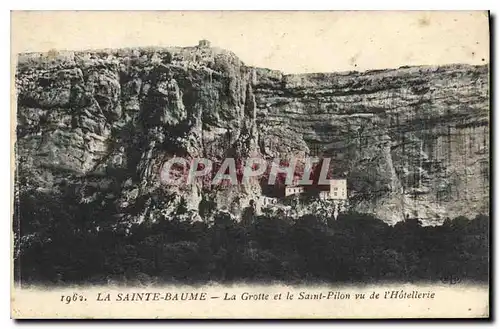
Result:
[318, 190, 330, 200]
[329, 179, 347, 200]
[284, 185, 305, 197]
[280, 179, 347, 200]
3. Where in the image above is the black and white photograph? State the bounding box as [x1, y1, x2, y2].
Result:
[10, 10, 491, 319]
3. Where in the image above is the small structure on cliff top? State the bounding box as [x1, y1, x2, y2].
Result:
[198, 39, 211, 48]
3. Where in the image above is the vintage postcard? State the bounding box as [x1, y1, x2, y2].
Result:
[11, 11, 490, 319]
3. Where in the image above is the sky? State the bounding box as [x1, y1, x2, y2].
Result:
[11, 11, 490, 73]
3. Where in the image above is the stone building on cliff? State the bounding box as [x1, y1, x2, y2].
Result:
[278, 179, 348, 200]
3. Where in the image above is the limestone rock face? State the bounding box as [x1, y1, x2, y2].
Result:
[14, 46, 489, 226]
[15, 46, 262, 225]
[253, 65, 489, 225]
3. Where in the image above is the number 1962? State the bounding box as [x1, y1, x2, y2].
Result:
[60, 293, 87, 304]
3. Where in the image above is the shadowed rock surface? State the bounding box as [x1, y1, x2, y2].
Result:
[14, 45, 489, 226]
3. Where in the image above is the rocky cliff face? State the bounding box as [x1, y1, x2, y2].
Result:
[253, 65, 490, 225]
[14, 45, 489, 226]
